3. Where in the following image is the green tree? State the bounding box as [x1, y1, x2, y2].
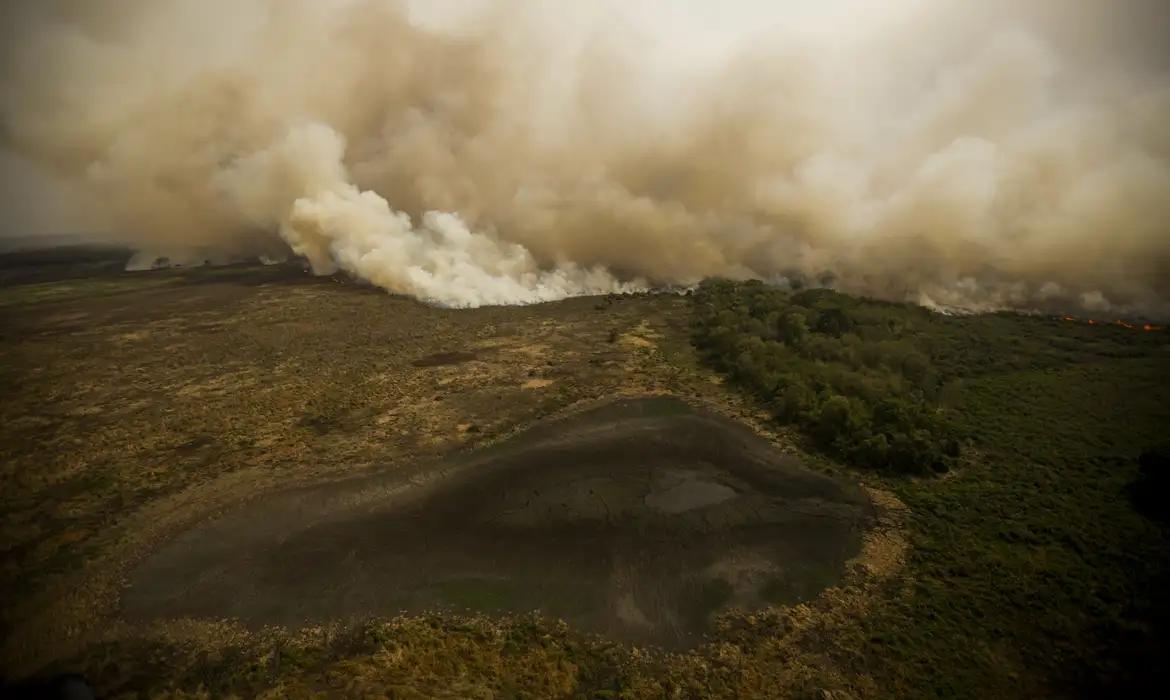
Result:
[778, 312, 809, 347]
[814, 306, 854, 337]
[856, 433, 890, 469]
[811, 394, 853, 445]
[874, 397, 916, 433]
[775, 381, 815, 424]
[900, 348, 933, 387]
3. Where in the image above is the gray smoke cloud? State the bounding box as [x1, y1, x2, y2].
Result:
[1, 0, 1169, 314]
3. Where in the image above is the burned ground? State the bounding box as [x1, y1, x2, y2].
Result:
[3, 259, 1168, 699]
[119, 397, 872, 650]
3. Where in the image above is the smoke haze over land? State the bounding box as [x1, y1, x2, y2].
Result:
[1, 0, 1169, 313]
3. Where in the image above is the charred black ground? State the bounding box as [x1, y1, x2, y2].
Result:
[121, 397, 872, 649]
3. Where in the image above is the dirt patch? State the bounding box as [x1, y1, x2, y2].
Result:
[120, 397, 873, 650]
[412, 350, 478, 367]
[619, 319, 660, 349]
[850, 486, 910, 578]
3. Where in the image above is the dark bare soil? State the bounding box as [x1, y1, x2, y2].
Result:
[121, 397, 871, 649]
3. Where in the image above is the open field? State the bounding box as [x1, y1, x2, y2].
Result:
[2, 256, 1169, 698]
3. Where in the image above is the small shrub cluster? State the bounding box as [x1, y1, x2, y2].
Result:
[690, 280, 960, 474]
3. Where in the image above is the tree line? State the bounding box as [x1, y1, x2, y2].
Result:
[690, 280, 961, 475]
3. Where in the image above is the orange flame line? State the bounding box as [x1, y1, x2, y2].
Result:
[1058, 316, 1162, 331]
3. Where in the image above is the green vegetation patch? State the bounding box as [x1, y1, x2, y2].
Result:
[691, 281, 964, 474]
[690, 279, 1170, 697]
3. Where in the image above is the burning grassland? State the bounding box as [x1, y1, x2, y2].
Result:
[1058, 315, 1165, 331]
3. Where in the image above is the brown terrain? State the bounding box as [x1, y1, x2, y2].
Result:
[0, 253, 903, 698]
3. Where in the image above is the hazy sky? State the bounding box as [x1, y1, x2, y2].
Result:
[1, 0, 1168, 313]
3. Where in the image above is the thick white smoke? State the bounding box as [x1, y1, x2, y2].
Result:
[232, 122, 641, 306]
[1, 0, 1169, 314]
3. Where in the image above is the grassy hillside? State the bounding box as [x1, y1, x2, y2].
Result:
[690, 280, 1170, 698]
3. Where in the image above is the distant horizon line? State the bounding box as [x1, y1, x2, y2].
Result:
[0, 233, 129, 251]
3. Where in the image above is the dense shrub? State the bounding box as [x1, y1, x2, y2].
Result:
[690, 280, 959, 474]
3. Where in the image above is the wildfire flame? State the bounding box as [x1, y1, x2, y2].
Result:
[1060, 316, 1164, 331]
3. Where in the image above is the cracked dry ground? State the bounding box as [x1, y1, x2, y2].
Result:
[0, 267, 721, 672]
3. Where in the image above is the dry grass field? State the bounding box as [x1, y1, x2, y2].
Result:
[1, 259, 906, 699]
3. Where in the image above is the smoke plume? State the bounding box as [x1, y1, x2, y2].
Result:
[2, 0, 1169, 314]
